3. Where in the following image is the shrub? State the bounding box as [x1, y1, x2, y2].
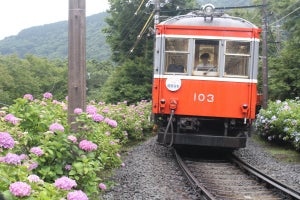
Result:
[255, 98, 300, 150]
[0, 93, 153, 199]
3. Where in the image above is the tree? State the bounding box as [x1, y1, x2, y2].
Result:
[251, 0, 300, 100]
[102, 0, 197, 103]
[104, 0, 197, 63]
[100, 57, 153, 104]
[0, 54, 68, 104]
[86, 60, 114, 101]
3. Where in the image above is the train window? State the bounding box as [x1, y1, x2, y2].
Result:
[165, 38, 188, 73]
[193, 40, 219, 76]
[224, 41, 250, 77]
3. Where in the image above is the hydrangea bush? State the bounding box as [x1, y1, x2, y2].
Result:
[255, 98, 300, 150]
[0, 93, 153, 199]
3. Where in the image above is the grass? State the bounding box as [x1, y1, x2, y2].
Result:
[251, 134, 300, 163]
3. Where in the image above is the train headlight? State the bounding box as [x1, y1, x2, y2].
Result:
[202, 4, 215, 16]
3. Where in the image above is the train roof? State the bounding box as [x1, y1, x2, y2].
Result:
[159, 13, 258, 29]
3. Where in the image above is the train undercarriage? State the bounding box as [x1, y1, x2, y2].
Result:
[155, 114, 251, 149]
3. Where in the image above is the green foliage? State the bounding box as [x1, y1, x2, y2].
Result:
[0, 55, 114, 106]
[268, 40, 300, 100]
[100, 58, 153, 104]
[86, 60, 115, 101]
[0, 54, 68, 105]
[256, 99, 300, 150]
[0, 93, 153, 199]
[104, 0, 196, 63]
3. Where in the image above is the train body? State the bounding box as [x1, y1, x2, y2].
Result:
[152, 4, 261, 149]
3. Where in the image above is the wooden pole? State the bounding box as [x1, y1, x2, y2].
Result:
[68, 0, 86, 130]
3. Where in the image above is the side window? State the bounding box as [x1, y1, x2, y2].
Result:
[225, 41, 250, 77]
[193, 40, 219, 76]
[165, 38, 188, 73]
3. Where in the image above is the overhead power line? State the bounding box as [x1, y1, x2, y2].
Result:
[269, 6, 300, 26]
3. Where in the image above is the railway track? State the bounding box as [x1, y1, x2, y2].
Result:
[174, 148, 300, 200]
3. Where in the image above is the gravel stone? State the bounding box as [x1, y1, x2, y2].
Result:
[101, 135, 300, 199]
[234, 137, 300, 193]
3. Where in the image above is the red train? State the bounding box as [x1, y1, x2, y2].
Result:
[152, 4, 261, 148]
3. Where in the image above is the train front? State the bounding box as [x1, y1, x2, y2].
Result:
[152, 4, 261, 149]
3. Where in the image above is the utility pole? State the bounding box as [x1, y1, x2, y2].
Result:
[154, 0, 160, 28]
[262, 0, 268, 109]
[68, 0, 86, 131]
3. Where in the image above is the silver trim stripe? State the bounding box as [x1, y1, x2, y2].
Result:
[154, 74, 258, 83]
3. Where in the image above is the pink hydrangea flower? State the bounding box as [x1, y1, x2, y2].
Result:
[43, 92, 53, 99]
[28, 174, 42, 183]
[86, 105, 97, 115]
[68, 135, 77, 143]
[107, 119, 118, 128]
[67, 190, 88, 200]
[65, 164, 72, 171]
[54, 176, 77, 190]
[9, 182, 31, 197]
[98, 183, 107, 190]
[74, 108, 83, 114]
[49, 122, 65, 132]
[121, 163, 125, 167]
[4, 114, 21, 125]
[92, 114, 104, 122]
[27, 162, 39, 171]
[30, 147, 44, 156]
[102, 108, 109, 113]
[19, 154, 28, 160]
[0, 132, 15, 149]
[3, 153, 21, 165]
[79, 140, 97, 152]
[23, 94, 34, 101]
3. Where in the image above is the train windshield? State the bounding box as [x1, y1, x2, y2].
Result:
[165, 38, 188, 73]
[194, 40, 219, 76]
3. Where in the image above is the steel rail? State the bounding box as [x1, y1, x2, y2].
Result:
[173, 149, 216, 200]
[230, 155, 300, 200]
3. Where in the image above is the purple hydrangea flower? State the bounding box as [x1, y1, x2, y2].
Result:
[23, 94, 34, 101]
[92, 114, 104, 122]
[105, 119, 118, 128]
[79, 140, 97, 152]
[28, 174, 42, 183]
[68, 135, 77, 143]
[30, 147, 44, 156]
[27, 162, 39, 171]
[86, 105, 97, 115]
[0, 132, 15, 149]
[3, 153, 21, 165]
[43, 92, 53, 99]
[99, 183, 107, 190]
[54, 176, 77, 190]
[19, 154, 28, 160]
[67, 190, 88, 200]
[49, 122, 65, 132]
[9, 182, 31, 197]
[74, 108, 83, 114]
[65, 164, 72, 171]
[102, 108, 109, 113]
[4, 114, 21, 125]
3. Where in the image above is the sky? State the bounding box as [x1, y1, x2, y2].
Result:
[0, 0, 110, 40]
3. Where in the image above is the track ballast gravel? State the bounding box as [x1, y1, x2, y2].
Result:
[101, 136, 300, 200]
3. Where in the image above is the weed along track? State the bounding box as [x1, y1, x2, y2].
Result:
[174, 148, 300, 200]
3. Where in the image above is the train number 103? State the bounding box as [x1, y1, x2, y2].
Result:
[193, 93, 215, 103]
